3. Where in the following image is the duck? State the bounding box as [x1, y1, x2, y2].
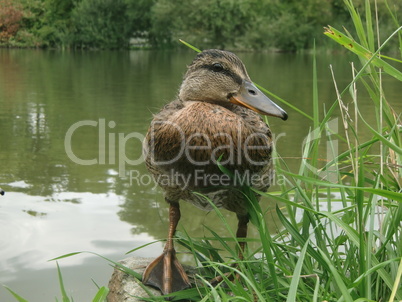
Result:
[142, 49, 287, 296]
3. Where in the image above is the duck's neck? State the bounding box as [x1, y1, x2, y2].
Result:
[182, 99, 240, 113]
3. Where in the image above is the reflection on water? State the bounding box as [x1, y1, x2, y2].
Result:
[0, 49, 401, 301]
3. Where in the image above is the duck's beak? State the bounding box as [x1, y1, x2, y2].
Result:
[229, 80, 288, 120]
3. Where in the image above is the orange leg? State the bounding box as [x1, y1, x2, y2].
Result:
[143, 201, 191, 296]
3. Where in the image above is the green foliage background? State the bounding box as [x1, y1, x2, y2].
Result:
[1, 0, 401, 50]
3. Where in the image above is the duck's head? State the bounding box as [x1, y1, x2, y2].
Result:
[179, 49, 288, 120]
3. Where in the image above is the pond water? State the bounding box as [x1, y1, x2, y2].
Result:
[0, 49, 400, 301]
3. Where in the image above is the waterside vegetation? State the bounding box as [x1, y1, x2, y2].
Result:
[0, 0, 401, 51]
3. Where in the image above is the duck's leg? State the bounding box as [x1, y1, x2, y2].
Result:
[143, 200, 191, 295]
[210, 214, 249, 285]
[236, 214, 249, 261]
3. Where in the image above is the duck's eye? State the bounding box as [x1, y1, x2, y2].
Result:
[211, 63, 224, 72]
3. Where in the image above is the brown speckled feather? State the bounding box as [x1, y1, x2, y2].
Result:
[144, 96, 273, 214]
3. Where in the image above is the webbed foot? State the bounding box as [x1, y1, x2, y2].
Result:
[143, 249, 191, 296]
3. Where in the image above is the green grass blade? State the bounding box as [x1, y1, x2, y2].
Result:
[389, 258, 402, 302]
[56, 262, 71, 302]
[312, 275, 320, 302]
[352, 257, 401, 287]
[343, 0, 368, 48]
[324, 25, 402, 81]
[276, 206, 330, 272]
[312, 41, 319, 130]
[51, 251, 142, 280]
[3, 286, 29, 302]
[243, 188, 280, 292]
[364, 0, 374, 51]
[256, 84, 311, 120]
[49, 252, 83, 261]
[316, 246, 353, 302]
[322, 211, 402, 299]
[125, 240, 163, 254]
[198, 274, 222, 302]
[283, 171, 402, 202]
[179, 39, 201, 53]
[358, 110, 402, 155]
[92, 286, 109, 302]
[286, 241, 309, 302]
[253, 189, 319, 214]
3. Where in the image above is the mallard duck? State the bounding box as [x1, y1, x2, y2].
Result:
[142, 49, 287, 295]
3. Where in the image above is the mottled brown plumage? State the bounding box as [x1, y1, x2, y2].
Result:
[142, 49, 287, 296]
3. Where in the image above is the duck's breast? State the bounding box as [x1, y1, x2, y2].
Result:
[144, 101, 273, 194]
